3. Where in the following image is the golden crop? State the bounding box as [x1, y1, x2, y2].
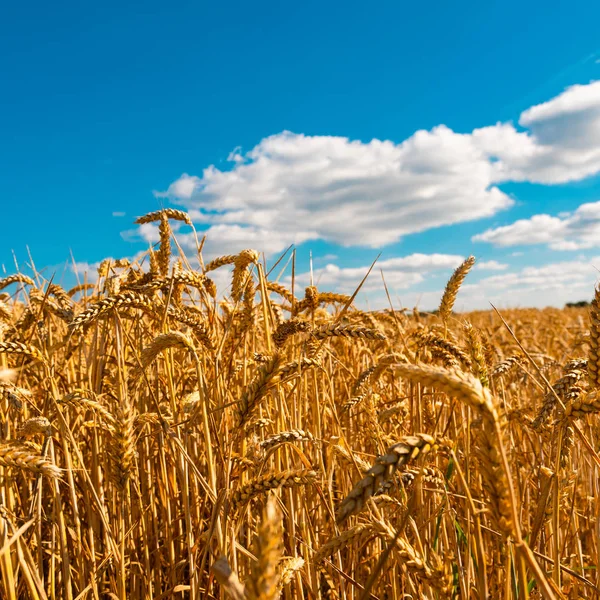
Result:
[0, 210, 596, 599]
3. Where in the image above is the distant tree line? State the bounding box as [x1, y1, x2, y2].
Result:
[565, 300, 590, 308]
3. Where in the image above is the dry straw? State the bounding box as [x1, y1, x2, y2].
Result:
[246, 496, 282, 600]
[589, 285, 600, 387]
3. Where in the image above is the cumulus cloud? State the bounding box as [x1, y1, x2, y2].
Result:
[474, 81, 600, 184]
[145, 80, 600, 256]
[155, 174, 200, 200]
[131, 222, 162, 245]
[157, 129, 512, 249]
[473, 200, 600, 250]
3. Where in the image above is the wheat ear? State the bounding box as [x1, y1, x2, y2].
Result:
[231, 469, 317, 510]
[336, 434, 437, 524]
[0, 442, 60, 477]
[438, 255, 475, 322]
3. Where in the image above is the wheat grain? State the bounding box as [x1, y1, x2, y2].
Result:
[266, 281, 297, 305]
[260, 430, 314, 450]
[336, 434, 437, 523]
[589, 286, 600, 387]
[18, 417, 52, 438]
[278, 357, 321, 380]
[273, 318, 311, 347]
[278, 556, 304, 589]
[414, 329, 472, 367]
[0, 341, 44, 362]
[314, 523, 376, 563]
[311, 323, 386, 341]
[134, 331, 195, 379]
[0, 274, 35, 291]
[231, 469, 317, 510]
[58, 391, 115, 426]
[135, 208, 192, 226]
[68, 291, 156, 331]
[110, 393, 137, 490]
[204, 255, 237, 273]
[0, 442, 60, 477]
[0, 300, 12, 322]
[464, 321, 489, 386]
[438, 255, 475, 322]
[236, 354, 282, 428]
[167, 306, 215, 351]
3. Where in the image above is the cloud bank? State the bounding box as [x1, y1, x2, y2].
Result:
[473, 200, 600, 250]
[114, 80, 600, 311]
[146, 81, 600, 256]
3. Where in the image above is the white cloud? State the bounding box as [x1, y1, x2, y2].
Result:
[133, 222, 162, 245]
[70, 261, 102, 283]
[141, 80, 600, 256]
[473, 200, 600, 250]
[155, 174, 200, 200]
[190, 224, 314, 258]
[112, 211, 126, 217]
[475, 260, 508, 271]
[476, 81, 600, 184]
[157, 129, 513, 249]
[314, 253, 339, 263]
[478, 259, 597, 289]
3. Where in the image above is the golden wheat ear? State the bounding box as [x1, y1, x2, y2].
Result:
[438, 255, 476, 322]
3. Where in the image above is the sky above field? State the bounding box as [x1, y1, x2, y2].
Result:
[2, 0, 600, 310]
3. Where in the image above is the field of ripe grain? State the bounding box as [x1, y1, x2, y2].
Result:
[0, 209, 598, 599]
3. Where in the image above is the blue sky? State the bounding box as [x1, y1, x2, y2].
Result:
[2, 0, 600, 309]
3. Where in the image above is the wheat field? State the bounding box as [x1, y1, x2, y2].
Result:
[0, 208, 598, 599]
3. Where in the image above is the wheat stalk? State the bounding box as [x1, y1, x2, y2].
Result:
[246, 496, 282, 600]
